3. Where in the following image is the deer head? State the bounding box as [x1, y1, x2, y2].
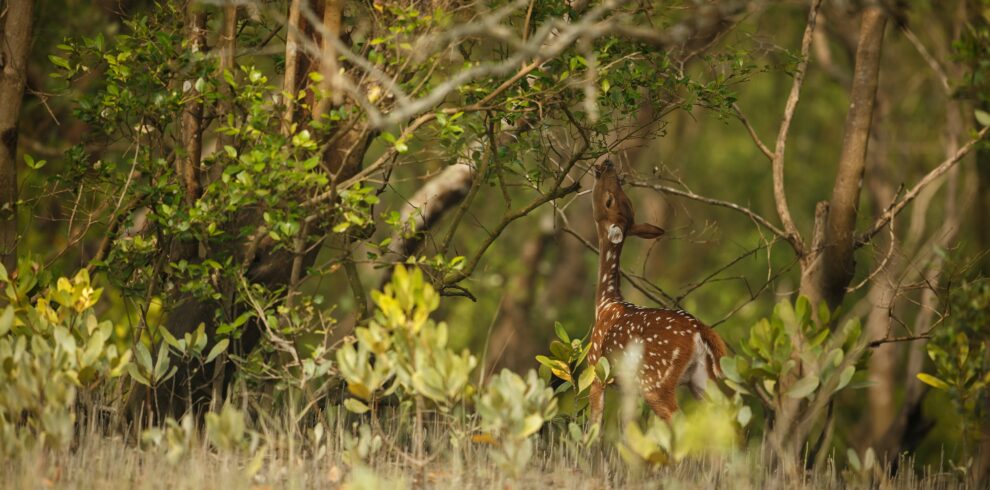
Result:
[592, 159, 665, 245]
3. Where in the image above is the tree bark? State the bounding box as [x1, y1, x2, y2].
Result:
[0, 0, 34, 271]
[281, 0, 303, 134]
[313, 0, 343, 118]
[800, 8, 888, 309]
[179, 3, 206, 205]
[215, 2, 238, 154]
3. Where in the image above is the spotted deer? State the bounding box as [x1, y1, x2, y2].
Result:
[588, 159, 728, 424]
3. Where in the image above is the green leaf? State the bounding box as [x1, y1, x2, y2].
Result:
[24, 154, 47, 170]
[976, 109, 990, 127]
[535, 355, 557, 370]
[159, 365, 178, 384]
[720, 356, 742, 383]
[344, 398, 370, 414]
[785, 374, 820, 399]
[0, 305, 13, 336]
[595, 357, 611, 381]
[549, 340, 570, 360]
[205, 339, 230, 363]
[519, 414, 544, 438]
[223, 69, 237, 88]
[127, 364, 150, 386]
[847, 448, 862, 471]
[577, 367, 596, 392]
[153, 343, 171, 381]
[724, 379, 751, 396]
[134, 342, 153, 372]
[160, 328, 181, 350]
[554, 321, 570, 343]
[49, 54, 71, 70]
[916, 373, 950, 390]
[834, 365, 855, 392]
[737, 405, 752, 427]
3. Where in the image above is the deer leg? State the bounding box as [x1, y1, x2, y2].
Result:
[643, 386, 676, 421]
[643, 354, 693, 420]
[688, 361, 708, 400]
[589, 378, 605, 426]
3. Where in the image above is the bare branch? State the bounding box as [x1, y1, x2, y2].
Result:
[387, 163, 474, 260]
[374, 1, 617, 127]
[732, 103, 773, 161]
[442, 129, 588, 286]
[627, 179, 787, 239]
[902, 26, 950, 95]
[847, 186, 901, 293]
[442, 180, 581, 286]
[867, 334, 932, 349]
[858, 126, 989, 245]
[768, 0, 824, 256]
[677, 238, 779, 303]
[604, 1, 750, 50]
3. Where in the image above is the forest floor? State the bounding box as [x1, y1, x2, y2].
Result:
[2, 423, 972, 490]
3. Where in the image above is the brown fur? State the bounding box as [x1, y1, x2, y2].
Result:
[587, 160, 727, 424]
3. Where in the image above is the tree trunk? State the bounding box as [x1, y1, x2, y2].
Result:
[769, 7, 887, 473]
[214, 3, 238, 155]
[799, 8, 887, 309]
[179, 3, 206, 205]
[0, 0, 34, 271]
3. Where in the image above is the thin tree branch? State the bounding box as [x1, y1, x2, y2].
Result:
[732, 103, 774, 161]
[442, 180, 581, 286]
[858, 126, 989, 245]
[628, 180, 787, 239]
[868, 334, 932, 349]
[847, 186, 900, 293]
[768, 0, 824, 256]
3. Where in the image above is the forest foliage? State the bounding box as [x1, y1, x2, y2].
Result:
[1, 0, 990, 487]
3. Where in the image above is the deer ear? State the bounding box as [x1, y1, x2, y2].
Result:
[628, 223, 665, 239]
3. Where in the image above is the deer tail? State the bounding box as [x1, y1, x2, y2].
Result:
[700, 326, 728, 379]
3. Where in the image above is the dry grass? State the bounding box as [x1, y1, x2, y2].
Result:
[1, 405, 973, 490]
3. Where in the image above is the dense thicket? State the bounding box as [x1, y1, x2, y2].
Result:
[1, 0, 989, 486]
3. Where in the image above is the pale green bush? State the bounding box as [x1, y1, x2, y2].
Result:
[0, 263, 130, 455]
[718, 297, 867, 467]
[617, 385, 748, 469]
[336, 264, 477, 412]
[475, 369, 557, 477]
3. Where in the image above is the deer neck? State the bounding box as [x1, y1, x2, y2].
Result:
[595, 237, 623, 316]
